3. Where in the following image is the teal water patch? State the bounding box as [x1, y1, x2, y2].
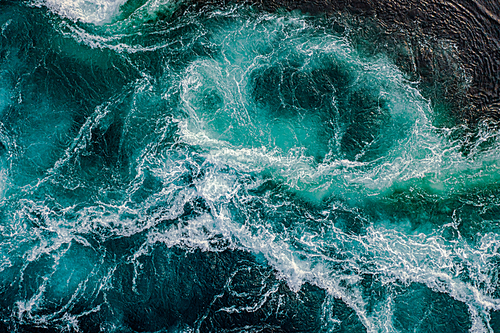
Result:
[0, 1, 499, 332]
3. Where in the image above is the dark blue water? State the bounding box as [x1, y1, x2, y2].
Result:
[1, 0, 500, 332]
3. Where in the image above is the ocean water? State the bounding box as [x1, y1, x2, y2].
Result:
[1, 0, 500, 332]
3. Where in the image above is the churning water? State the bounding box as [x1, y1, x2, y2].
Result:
[1, 0, 500, 332]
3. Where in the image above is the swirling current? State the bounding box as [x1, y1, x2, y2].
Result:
[1, 0, 500, 332]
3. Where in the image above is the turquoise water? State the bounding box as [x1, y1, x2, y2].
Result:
[1, 0, 500, 332]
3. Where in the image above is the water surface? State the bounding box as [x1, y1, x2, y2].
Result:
[1, 1, 500, 332]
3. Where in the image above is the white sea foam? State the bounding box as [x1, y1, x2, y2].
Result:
[31, 0, 182, 25]
[32, 0, 128, 24]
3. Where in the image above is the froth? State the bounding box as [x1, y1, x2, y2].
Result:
[31, 0, 182, 25]
[33, 0, 128, 24]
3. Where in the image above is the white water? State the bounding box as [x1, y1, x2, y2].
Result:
[1, 2, 500, 332]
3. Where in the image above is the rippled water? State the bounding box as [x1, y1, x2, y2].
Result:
[1, 0, 500, 332]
